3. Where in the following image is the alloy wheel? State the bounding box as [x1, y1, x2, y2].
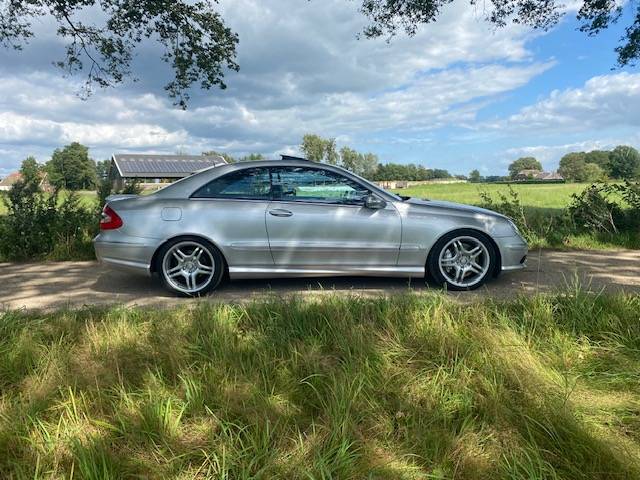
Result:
[438, 236, 490, 288]
[161, 241, 216, 294]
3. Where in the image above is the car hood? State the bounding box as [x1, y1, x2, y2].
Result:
[405, 197, 507, 219]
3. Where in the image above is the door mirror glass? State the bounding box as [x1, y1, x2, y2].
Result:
[364, 194, 387, 210]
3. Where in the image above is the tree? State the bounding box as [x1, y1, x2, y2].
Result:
[301, 134, 340, 164]
[339, 147, 379, 178]
[559, 153, 585, 182]
[20, 156, 41, 182]
[301, 135, 328, 163]
[46, 142, 97, 190]
[583, 162, 605, 182]
[608, 146, 640, 179]
[508, 157, 542, 178]
[584, 150, 611, 171]
[95, 160, 111, 181]
[358, 1, 640, 67]
[239, 153, 264, 162]
[469, 169, 481, 183]
[0, 1, 238, 108]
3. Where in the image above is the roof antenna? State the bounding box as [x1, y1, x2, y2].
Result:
[280, 154, 308, 161]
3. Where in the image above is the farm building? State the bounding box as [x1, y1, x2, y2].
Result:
[109, 154, 227, 189]
[0, 171, 53, 192]
[515, 170, 564, 182]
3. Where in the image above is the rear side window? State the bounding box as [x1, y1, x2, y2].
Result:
[192, 168, 271, 200]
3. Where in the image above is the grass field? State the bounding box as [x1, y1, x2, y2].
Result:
[0, 190, 98, 215]
[391, 182, 590, 209]
[1, 290, 639, 479]
[0, 183, 590, 215]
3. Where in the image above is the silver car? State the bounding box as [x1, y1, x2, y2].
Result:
[94, 158, 527, 296]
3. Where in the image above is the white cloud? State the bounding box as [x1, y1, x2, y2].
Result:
[498, 72, 640, 132]
[0, 0, 553, 174]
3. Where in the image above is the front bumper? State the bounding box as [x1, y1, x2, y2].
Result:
[496, 235, 528, 272]
[93, 234, 156, 276]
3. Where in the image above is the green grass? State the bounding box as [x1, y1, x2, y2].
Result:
[1, 290, 640, 479]
[392, 182, 590, 209]
[0, 190, 98, 216]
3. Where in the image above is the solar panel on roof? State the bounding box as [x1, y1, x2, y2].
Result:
[113, 154, 226, 177]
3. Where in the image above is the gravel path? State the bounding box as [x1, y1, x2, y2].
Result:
[1, 249, 639, 311]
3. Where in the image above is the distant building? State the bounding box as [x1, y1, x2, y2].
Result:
[109, 153, 227, 189]
[515, 170, 564, 182]
[0, 171, 53, 192]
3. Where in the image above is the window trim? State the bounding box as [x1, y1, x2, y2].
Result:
[189, 164, 378, 206]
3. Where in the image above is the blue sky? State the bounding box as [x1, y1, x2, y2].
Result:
[0, 0, 639, 177]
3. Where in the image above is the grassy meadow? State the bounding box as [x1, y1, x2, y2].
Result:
[0, 190, 98, 216]
[1, 290, 640, 479]
[391, 182, 589, 209]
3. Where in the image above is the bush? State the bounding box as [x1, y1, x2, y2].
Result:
[0, 162, 96, 261]
[567, 181, 640, 234]
[567, 184, 622, 234]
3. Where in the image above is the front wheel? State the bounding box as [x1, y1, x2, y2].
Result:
[156, 238, 224, 297]
[427, 230, 497, 291]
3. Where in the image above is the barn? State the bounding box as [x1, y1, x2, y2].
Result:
[109, 153, 227, 190]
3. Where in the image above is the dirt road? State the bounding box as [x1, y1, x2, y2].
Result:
[1, 249, 639, 311]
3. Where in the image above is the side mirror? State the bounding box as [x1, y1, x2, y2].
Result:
[364, 194, 387, 210]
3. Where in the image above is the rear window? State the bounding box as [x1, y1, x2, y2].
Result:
[192, 168, 271, 200]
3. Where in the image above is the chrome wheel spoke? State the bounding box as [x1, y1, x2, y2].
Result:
[469, 262, 483, 274]
[168, 264, 182, 274]
[197, 263, 213, 274]
[440, 257, 457, 267]
[468, 246, 482, 258]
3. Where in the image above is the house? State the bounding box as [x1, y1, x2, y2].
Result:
[109, 153, 227, 190]
[0, 172, 21, 191]
[0, 171, 53, 192]
[515, 170, 564, 182]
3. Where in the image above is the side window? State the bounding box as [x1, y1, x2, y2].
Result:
[270, 167, 370, 204]
[192, 168, 271, 200]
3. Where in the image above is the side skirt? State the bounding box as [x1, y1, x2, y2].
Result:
[228, 266, 425, 280]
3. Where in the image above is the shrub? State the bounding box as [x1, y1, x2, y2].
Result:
[567, 181, 640, 235]
[567, 184, 622, 234]
[0, 160, 96, 261]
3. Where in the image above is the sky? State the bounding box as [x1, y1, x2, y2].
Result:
[0, 0, 639, 177]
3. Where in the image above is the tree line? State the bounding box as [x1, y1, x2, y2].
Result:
[496, 146, 640, 183]
[206, 134, 453, 182]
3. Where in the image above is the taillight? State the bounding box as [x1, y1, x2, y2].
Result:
[100, 205, 123, 230]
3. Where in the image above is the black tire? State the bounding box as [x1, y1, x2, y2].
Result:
[427, 229, 497, 291]
[155, 236, 225, 297]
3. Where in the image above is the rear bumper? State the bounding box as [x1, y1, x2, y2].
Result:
[93, 234, 155, 276]
[496, 236, 528, 272]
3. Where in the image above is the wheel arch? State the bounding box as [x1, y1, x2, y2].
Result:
[150, 234, 229, 276]
[426, 227, 502, 278]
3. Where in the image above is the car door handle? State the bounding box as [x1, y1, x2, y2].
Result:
[269, 209, 293, 217]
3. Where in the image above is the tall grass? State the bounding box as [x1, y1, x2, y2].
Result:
[1, 291, 639, 478]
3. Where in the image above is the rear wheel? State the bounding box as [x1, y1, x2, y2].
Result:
[427, 230, 497, 291]
[157, 238, 224, 296]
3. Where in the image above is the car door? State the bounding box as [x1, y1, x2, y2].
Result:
[189, 167, 274, 268]
[265, 166, 401, 267]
